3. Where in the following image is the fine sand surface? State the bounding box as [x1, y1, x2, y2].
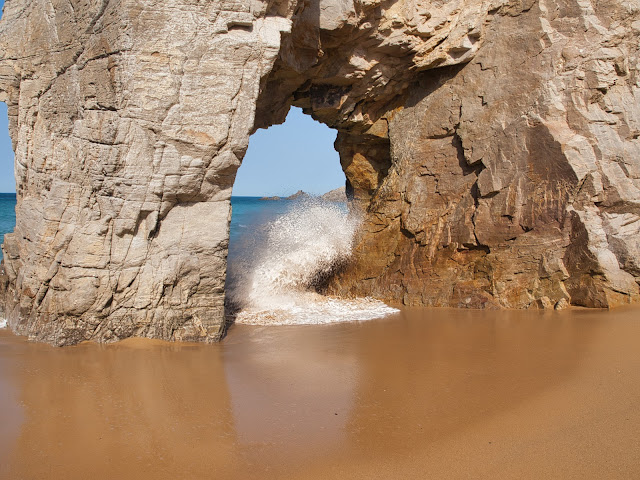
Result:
[1, 306, 639, 479]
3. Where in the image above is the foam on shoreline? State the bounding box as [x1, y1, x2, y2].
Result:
[228, 199, 399, 325]
[234, 294, 398, 326]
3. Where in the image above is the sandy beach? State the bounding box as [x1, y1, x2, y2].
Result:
[1, 306, 639, 479]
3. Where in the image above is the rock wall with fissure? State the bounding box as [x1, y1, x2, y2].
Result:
[0, 0, 639, 345]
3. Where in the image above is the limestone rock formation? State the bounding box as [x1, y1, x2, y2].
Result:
[0, 0, 298, 344]
[325, 0, 640, 310]
[0, 0, 639, 345]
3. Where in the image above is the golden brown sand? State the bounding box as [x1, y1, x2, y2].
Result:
[1, 306, 639, 479]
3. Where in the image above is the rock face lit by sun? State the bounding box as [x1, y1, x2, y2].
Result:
[0, 0, 639, 345]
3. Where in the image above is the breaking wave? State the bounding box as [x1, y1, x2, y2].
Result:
[227, 199, 398, 325]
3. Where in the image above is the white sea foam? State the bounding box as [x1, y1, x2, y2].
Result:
[229, 199, 399, 325]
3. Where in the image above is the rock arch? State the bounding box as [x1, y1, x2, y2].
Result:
[0, 0, 638, 345]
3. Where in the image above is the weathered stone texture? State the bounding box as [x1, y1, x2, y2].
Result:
[0, 0, 295, 344]
[0, 0, 639, 344]
[327, 0, 640, 309]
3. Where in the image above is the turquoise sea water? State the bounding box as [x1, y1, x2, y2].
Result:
[228, 196, 293, 246]
[0, 193, 16, 261]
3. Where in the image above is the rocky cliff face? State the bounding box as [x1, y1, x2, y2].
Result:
[0, 0, 638, 344]
[0, 0, 298, 344]
[320, 0, 640, 310]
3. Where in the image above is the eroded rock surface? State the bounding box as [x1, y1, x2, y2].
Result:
[321, 0, 640, 309]
[0, 0, 638, 344]
[0, 0, 297, 344]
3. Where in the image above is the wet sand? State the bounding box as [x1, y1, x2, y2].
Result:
[1, 306, 639, 479]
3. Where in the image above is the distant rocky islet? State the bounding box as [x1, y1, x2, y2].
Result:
[260, 187, 346, 202]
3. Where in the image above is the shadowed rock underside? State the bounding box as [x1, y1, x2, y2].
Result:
[0, 0, 638, 345]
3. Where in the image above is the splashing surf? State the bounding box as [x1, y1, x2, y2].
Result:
[227, 198, 398, 325]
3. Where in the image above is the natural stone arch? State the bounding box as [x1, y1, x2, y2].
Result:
[0, 0, 639, 345]
[254, 0, 640, 311]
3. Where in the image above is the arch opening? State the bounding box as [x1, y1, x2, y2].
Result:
[0, 102, 16, 265]
[225, 106, 397, 326]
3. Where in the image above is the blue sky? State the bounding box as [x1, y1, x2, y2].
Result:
[233, 107, 344, 197]
[0, 0, 344, 195]
[0, 0, 14, 194]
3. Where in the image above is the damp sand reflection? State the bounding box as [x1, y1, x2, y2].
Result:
[1, 306, 639, 479]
